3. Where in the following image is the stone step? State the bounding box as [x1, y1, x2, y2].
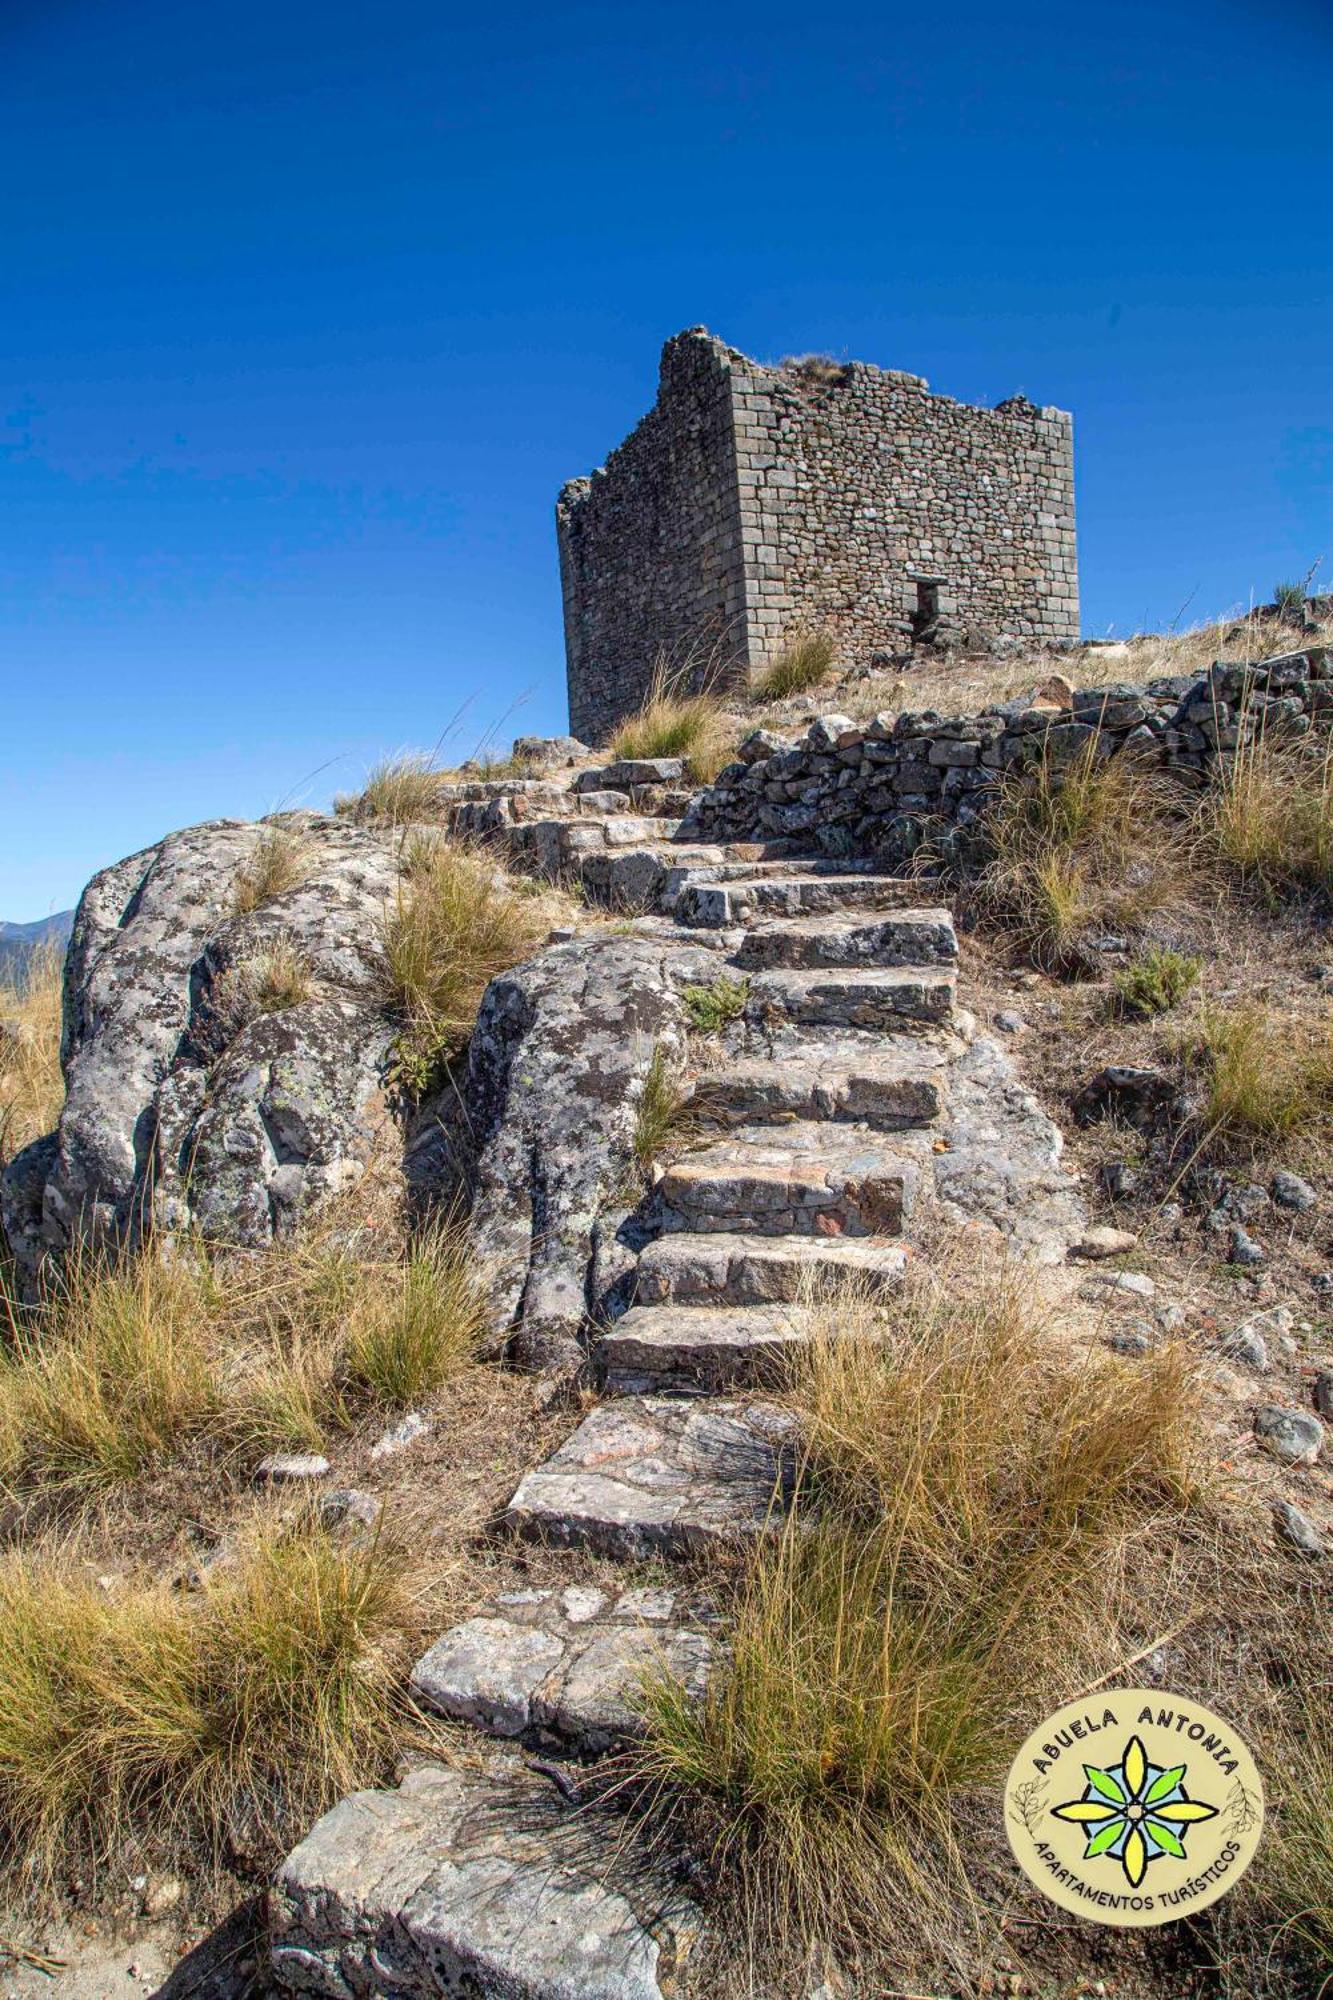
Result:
[696, 1041, 948, 1130]
[657, 1123, 921, 1236]
[410, 1583, 715, 1754]
[734, 907, 957, 970]
[635, 1228, 907, 1305]
[502, 1396, 795, 1559]
[746, 964, 956, 1030]
[600, 1302, 814, 1393]
[271, 1758, 692, 1998]
[673, 872, 926, 927]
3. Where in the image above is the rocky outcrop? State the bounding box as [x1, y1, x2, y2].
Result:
[2, 812, 403, 1276]
[422, 931, 723, 1370]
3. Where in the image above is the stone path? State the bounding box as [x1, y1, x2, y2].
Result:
[271, 751, 1083, 1997]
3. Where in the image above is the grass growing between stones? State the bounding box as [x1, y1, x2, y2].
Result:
[231, 825, 312, 915]
[0, 937, 64, 1166]
[0, 1220, 488, 1497]
[381, 834, 548, 1094]
[637, 1267, 1209, 1979]
[336, 753, 446, 826]
[751, 631, 837, 703]
[631, 1045, 693, 1174]
[683, 975, 749, 1034]
[606, 661, 736, 784]
[0, 1514, 410, 1895]
[966, 739, 1185, 971]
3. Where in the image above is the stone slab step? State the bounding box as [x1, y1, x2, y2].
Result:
[410, 1583, 714, 1753]
[696, 1042, 948, 1130]
[600, 1302, 814, 1392]
[674, 872, 927, 926]
[271, 1758, 691, 1998]
[746, 964, 956, 1030]
[657, 1123, 920, 1235]
[734, 908, 957, 970]
[635, 1228, 907, 1305]
[502, 1396, 795, 1559]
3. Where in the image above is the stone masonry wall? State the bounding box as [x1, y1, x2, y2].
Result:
[558, 328, 1079, 744]
[682, 649, 1332, 864]
[557, 334, 747, 745]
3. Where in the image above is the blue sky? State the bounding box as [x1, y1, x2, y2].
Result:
[3, 0, 1330, 919]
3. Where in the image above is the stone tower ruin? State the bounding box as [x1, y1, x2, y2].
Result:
[557, 327, 1078, 743]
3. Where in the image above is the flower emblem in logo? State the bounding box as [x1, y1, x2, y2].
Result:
[1051, 1734, 1219, 1888]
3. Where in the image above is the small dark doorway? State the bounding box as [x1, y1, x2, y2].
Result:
[910, 575, 944, 642]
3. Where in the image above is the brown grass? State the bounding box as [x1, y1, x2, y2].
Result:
[231, 826, 312, 915]
[335, 754, 447, 826]
[0, 1513, 411, 1889]
[380, 835, 547, 1094]
[966, 739, 1185, 970]
[0, 1220, 488, 1497]
[1196, 731, 1333, 899]
[638, 1266, 1208, 1974]
[607, 659, 736, 784]
[751, 631, 837, 703]
[1179, 1001, 1333, 1143]
[0, 938, 64, 1165]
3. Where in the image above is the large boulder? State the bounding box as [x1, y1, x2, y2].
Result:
[422, 931, 721, 1371]
[2, 812, 403, 1276]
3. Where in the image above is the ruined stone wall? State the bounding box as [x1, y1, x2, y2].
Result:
[730, 355, 1078, 662]
[682, 649, 1331, 864]
[559, 328, 1079, 743]
[556, 333, 748, 745]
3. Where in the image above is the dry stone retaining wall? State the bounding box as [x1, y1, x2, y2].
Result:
[682, 649, 1332, 864]
[558, 327, 1078, 742]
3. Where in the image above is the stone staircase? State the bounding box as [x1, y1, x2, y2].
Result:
[270, 786, 1083, 1997]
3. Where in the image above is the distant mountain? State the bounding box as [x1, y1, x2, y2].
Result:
[0, 911, 73, 985]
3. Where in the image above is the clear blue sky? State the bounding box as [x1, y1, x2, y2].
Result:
[4, 0, 1330, 919]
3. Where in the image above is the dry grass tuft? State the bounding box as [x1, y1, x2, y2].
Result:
[0, 1250, 220, 1493]
[639, 1267, 1207, 1968]
[0, 1514, 409, 1888]
[231, 826, 312, 915]
[381, 835, 546, 1095]
[336, 754, 447, 826]
[0, 1220, 487, 1494]
[1195, 732, 1333, 899]
[0, 938, 64, 1165]
[1179, 1001, 1333, 1142]
[211, 940, 313, 1044]
[968, 740, 1185, 970]
[752, 631, 837, 703]
[607, 660, 736, 785]
[632, 1045, 692, 1173]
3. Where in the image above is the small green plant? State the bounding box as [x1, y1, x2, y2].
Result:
[632, 1045, 692, 1171]
[1273, 579, 1308, 620]
[753, 631, 836, 703]
[232, 826, 311, 915]
[1111, 945, 1201, 1019]
[683, 976, 749, 1034]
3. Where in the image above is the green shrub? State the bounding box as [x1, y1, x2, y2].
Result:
[1111, 945, 1200, 1018]
[683, 976, 749, 1034]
